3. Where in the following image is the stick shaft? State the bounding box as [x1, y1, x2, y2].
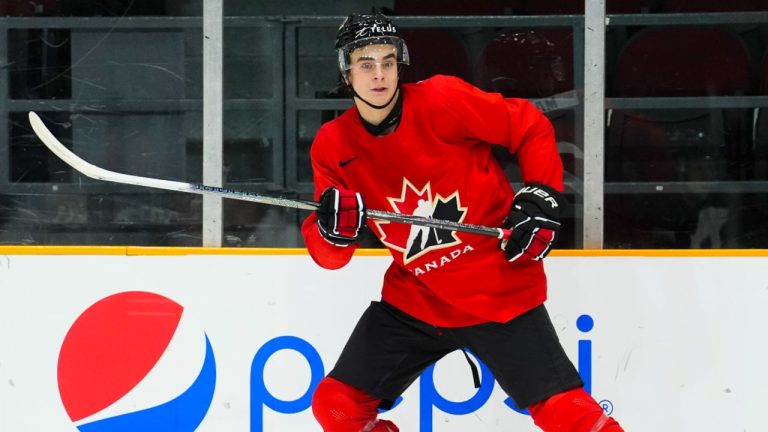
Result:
[28, 111, 510, 240]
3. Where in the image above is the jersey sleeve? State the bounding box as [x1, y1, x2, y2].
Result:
[300, 128, 358, 270]
[430, 75, 564, 192]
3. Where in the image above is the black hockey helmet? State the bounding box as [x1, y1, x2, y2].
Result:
[335, 13, 410, 74]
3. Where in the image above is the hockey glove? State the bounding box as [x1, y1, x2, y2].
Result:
[316, 186, 367, 246]
[500, 183, 564, 262]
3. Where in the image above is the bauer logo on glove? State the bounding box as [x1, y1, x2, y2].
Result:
[499, 183, 564, 262]
[316, 186, 367, 246]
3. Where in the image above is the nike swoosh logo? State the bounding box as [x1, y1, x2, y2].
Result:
[339, 157, 358, 168]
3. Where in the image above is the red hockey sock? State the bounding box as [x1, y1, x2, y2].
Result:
[528, 387, 623, 432]
[311, 377, 399, 432]
[364, 419, 399, 432]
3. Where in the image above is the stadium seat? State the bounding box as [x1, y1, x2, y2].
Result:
[522, 0, 658, 15]
[609, 27, 750, 182]
[659, 0, 764, 13]
[606, 27, 752, 247]
[0, 0, 59, 15]
[474, 28, 573, 99]
[605, 0, 659, 14]
[473, 28, 576, 166]
[398, 29, 471, 83]
[520, 0, 757, 15]
[760, 51, 768, 95]
[473, 27, 576, 158]
[613, 28, 749, 98]
[393, 0, 521, 15]
[754, 52, 768, 180]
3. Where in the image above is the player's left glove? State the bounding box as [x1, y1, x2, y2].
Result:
[316, 186, 367, 246]
[500, 183, 564, 262]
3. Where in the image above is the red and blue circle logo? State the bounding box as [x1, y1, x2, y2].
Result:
[57, 291, 216, 431]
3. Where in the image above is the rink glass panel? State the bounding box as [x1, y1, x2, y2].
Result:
[1, 11, 204, 246]
[3, 4, 768, 248]
[602, 14, 768, 248]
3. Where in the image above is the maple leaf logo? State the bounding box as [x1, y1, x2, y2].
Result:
[373, 179, 467, 264]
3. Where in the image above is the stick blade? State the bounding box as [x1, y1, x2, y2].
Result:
[28, 111, 104, 181]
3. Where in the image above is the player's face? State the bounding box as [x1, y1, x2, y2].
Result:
[347, 44, 399, 105]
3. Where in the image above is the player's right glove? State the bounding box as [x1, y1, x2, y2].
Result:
[316, 186, 367, 246]
[500, 183, 564, 262]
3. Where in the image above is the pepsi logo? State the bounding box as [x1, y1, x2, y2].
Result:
[57, 291, 216, 431]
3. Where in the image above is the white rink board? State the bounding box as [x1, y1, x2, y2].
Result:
[1, 253, 767, 432]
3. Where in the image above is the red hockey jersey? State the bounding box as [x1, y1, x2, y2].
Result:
[302, 75, 564, 327]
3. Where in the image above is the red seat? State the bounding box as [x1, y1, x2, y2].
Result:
[760, 52, 768, 95]
[399, 29, 471, 83]
[614, 28, 749, 97]
[522, 0, 658, 14]
[0, 0, 58, 15]
[474, 28, 574, 98]
[659, 0, 764, 12]
[754, 52, 768, 179]
[609, 27, 750, 181]
[606, 28, 752, 246]
[394, 0, 521, 15]
[605, 0, 658, 14]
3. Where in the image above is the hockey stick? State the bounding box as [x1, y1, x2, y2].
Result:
[28, 112, 511, 240]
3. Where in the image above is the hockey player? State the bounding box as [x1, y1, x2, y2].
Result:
[301, 13, 624, 432]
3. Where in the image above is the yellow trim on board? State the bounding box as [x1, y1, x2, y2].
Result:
[0, 246, 129, 255]
[0, 245, 767, 257]
[125, 247, 310, 256]
[0, 246, 309, 256]
[551, 249, 768, 257]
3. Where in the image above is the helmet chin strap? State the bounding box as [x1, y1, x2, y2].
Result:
[345, 73, 401, 110]
[350, 86, 399, 110]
